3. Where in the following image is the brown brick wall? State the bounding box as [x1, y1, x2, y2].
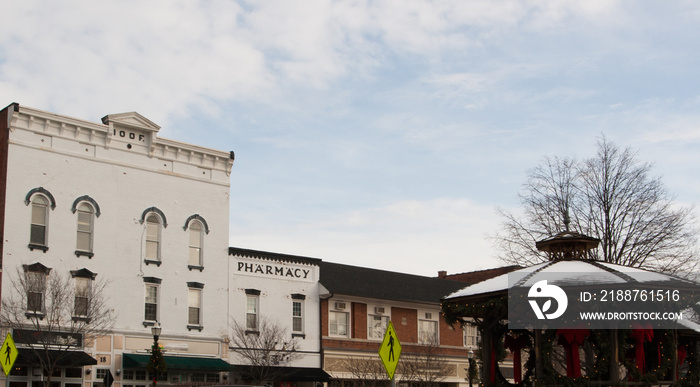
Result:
[0, 104, 12, 299]
[322, 338, 381, 352]
[439, 317, 463, 346]
[351, 302, 367, 339]
[321, 300, 468, 360]
[320, 299, 329, 336]
[391, 307, 417, 343]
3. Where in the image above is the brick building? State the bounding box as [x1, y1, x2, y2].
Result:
[319, 262, 474, 387]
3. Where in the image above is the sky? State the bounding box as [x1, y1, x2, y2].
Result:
[2, 1, 700, 277]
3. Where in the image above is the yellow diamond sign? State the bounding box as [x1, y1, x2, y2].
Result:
[378, 321, 401, 380]
[1, 333, 18, 376]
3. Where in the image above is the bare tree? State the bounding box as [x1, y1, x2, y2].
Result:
[494, 136, 698, 275]
[1, 265, 115, 387]
[398, 337, 454, 387]
[342, 356, 387, 387]
[228, 317, 302, 385]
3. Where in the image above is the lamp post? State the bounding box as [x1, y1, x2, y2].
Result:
[150, 323, 162, 387]
[467, 348, 474, 387]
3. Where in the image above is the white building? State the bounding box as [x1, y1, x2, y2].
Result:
[0, 103, 234, 387]
[227, 248, 329, 386]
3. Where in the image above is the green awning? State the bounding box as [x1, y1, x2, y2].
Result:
[122, 353, 231, 371]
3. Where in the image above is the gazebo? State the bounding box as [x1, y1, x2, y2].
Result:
[442, 229, 700, 386]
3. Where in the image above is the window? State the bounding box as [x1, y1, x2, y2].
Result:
[123, 370, 147, 381]
[190, 373, 205, 382]
[30, 196, 49, 249]
[329, 311, 349, 337]
[367, 313, 389, 340]
[26, 271, 46, 313]
[144, 284, 159, 322]
[145, 214, 162, 262]
[188, 221, 203, 267]
[206, 373, 220, 383]
[76, 203, 95, 256]
[464, 323, 480, 348]
[23, 263, 50, 316]
[292, 301, 303, 334]
[246, 294, 259, 331]
[74, 277, 90, 317]
[188, 288, 202, 327]
[70, 269, 96, 320]
[419, 319, 438, 344]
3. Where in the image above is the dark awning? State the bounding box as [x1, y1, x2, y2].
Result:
[235, 365, 332, 382]
[16, 348, 97, 367]
[122, 353, 231, 371]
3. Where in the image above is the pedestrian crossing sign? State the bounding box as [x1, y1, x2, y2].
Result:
[1, 333, 18, 376]
[378, 321, 401, 380]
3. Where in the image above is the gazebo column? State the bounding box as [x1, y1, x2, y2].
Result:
[534, 329, 543, 385]
[609, 330, 619, 383]
[481, 322, 495, 386]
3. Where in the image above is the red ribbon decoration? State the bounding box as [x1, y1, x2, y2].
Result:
[677, 344, 687, 379]
[631, 325, 654, 374]
[556, 328, 589, 378]
[504, 334, 528, 383]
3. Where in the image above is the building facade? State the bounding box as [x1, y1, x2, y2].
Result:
[318, 262, 475, 387]
[0, 103, 489, 387]
[0, 103, 234, 387]
[227, 248, 329, 386]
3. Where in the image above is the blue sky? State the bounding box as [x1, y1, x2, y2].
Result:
[2, 1, 699, 276]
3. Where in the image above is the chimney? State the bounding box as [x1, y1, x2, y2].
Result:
[437, 270, 447, 279]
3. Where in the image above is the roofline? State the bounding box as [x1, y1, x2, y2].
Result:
[229, 247, 322, 266]
[439, 265, 522, 278]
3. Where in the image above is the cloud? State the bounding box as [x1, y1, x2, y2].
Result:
[230, 197, 503, 275]
[0, 1, 270, 124]
[0, 0, 633, 126]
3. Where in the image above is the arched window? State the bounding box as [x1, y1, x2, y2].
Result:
[76, 203, 95, 257]
[188, 221, 203, 268]
[25, 187, 56, 252]
[30, 195, 49, 250]
[145, 214, 163, 264]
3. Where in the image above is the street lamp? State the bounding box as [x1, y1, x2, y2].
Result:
[150, 323, 162, 387]
[467, 348, 474, 387]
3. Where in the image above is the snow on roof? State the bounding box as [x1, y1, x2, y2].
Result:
[676, 318, 700, 333]
[445, 259, 698, 300]
[445, 262, 549, 299]
[516, 261, 626, 287]
[595, 262, 694, 283]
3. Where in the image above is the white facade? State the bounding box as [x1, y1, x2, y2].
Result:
[1, 104, 234, 387]
[228, 248, 323, 371]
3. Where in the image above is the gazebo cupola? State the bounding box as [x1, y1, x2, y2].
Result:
[535, 217, 600, 261]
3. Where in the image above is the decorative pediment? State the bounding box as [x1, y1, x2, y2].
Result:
[23, 262, 51, 274]
[70, 268, 97, 279]
[101, 112, 160, 133]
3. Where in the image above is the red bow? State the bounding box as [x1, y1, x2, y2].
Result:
[631, 325, 654, 374]
[556, 329, 589, 378]
[677, 345, 687, 379]
[504, 334, 528, 383]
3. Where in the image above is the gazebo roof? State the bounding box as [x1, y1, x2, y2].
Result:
[444, 259, 698, 300]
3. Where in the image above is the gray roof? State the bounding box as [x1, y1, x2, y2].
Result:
[319, 261, 467, 304]
[229, 247, 322, 266]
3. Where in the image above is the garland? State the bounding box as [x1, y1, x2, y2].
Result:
[678, 337, 699, 386]
[442, 298, 700, 386]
